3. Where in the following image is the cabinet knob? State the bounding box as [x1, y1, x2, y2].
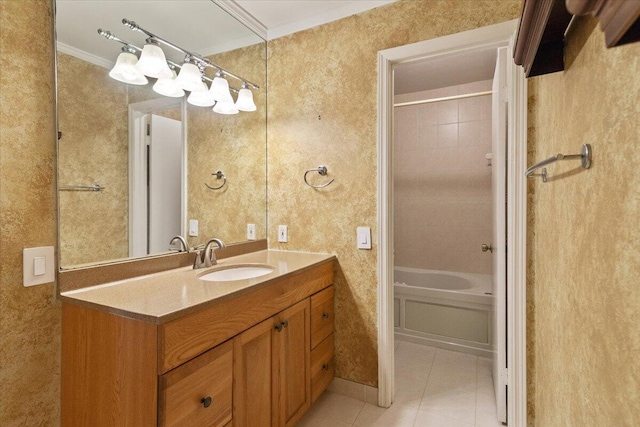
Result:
[322, 363, 329, 371]
[322, 312, 330, 319]
[201, 396, 212, 408]
[275, 320, 288, 332]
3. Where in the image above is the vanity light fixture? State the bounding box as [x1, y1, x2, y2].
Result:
[108, 46, 148, 85]
[152, 68, 185, 98]
[213, 99, 239, 115]
[209, 73, 234, 103]
[99, 20, 260, 113]
[135, 38, 173, 78]
[175, 60, 207, 92]
[235, 83, 257, 112]
[187, 81, 217, 107]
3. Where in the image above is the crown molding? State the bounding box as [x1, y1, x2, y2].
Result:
[57, 41, 113, 69]
[212, 0, 268, 41]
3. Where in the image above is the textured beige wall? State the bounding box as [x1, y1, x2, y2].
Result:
[529, 16, 640, 425]
[57, 52, 129, 266]
[187, 45, 267, 248]
[0, 1, 60, 425]
[267, 0, 521, 386]
[394, 81, 493, 274]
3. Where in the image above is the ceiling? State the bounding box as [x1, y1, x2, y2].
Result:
[394, 48, 498, 94]
[56, 1, 263, 68]
[235, 0, 396, 39]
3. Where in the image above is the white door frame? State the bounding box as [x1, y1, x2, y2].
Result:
[128, 97, 188, 257]
[376, 19, 528, 426]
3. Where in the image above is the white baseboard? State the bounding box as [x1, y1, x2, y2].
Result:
[328, 377, 378, 406]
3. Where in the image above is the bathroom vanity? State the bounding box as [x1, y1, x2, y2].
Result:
[60, 250, 335, 427]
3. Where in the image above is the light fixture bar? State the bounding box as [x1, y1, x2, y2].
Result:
[98, 29, 241, 93]
[121, 18, 259, 90]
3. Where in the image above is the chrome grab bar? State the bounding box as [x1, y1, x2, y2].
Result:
[525, 144, 592, 183]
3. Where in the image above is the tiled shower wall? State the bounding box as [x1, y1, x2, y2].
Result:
[394, 80, 493, 274]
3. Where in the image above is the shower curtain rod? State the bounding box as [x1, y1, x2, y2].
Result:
[394, 90, 492, 107]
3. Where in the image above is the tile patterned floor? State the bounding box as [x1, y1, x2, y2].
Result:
[298, 341, 503, 427]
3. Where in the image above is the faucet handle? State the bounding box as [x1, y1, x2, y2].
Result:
[192, 249, 212, 269]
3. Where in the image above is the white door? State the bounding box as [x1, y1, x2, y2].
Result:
[148, 114, 182, 254]
[491, 46, 508, 423]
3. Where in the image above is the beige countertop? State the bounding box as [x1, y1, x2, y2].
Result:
[60, 250, 335, 324]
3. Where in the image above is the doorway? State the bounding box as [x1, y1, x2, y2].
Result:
[377, 20, 528, 426]
[128, 98, 187, 257]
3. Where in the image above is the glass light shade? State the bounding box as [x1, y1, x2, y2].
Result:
[175, 63, 207, 92]
[235, 88, 257, 112]
[152, 70, 185, 98]
[135, 43, 172, 78]
[187, 84, 216, 107]
[213, 99, 239, 115]
[109, 52, 148, 85]
[209, 76, 233, 102]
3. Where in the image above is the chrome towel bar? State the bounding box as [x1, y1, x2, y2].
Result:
[59, 183, 105, 192]
[526, 144, 592, 183]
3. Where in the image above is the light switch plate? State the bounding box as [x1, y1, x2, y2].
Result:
[278, 225, 288, 243]
[357, 227, 372, 250]
[247, 223, 256, 241]
[23, 246, 55, 287]
[189, 219, 199, 237]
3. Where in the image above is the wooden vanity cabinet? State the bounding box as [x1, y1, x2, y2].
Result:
[61, 260, 334, 427]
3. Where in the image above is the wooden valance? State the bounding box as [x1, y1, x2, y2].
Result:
[514, 0, 640, 77]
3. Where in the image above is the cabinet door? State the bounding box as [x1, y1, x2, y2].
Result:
[273, 299, 311, 427]
[233, 317, 275, 427]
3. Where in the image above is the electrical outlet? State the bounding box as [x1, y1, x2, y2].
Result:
[278, 225, 288, 243]
[247, 224, 256, 241]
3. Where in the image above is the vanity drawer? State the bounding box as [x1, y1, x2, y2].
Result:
[159, 340, 233, 427]
[310, 286, 334, 349]
[310, 333, 335, 403]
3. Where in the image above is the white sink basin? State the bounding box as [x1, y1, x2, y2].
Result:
[199, 265, 274, 282]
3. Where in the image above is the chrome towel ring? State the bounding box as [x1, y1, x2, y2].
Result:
[304, 165, 334, 189]
[205, 171, 227, 190]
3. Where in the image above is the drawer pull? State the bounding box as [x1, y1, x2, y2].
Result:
[201, 396, 212, 408]
[275, 321, 288, 332]
[322, 363, 329, 371]
[322, 312, 330, 319]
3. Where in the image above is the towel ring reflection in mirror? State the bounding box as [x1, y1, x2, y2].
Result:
[205, 170, 226, 190]
[304, 165, 334, 189]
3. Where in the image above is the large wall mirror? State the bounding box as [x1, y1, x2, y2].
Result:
[55, 0, 267, 270]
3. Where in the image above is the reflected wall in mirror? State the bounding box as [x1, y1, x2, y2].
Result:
[56, 0, 267, 269]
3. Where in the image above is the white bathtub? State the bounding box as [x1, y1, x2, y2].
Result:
[394, 267, 494, 357]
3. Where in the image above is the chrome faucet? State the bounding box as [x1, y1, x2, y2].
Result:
[169, 235, 190, 252]
[193, 238, 225, 269]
